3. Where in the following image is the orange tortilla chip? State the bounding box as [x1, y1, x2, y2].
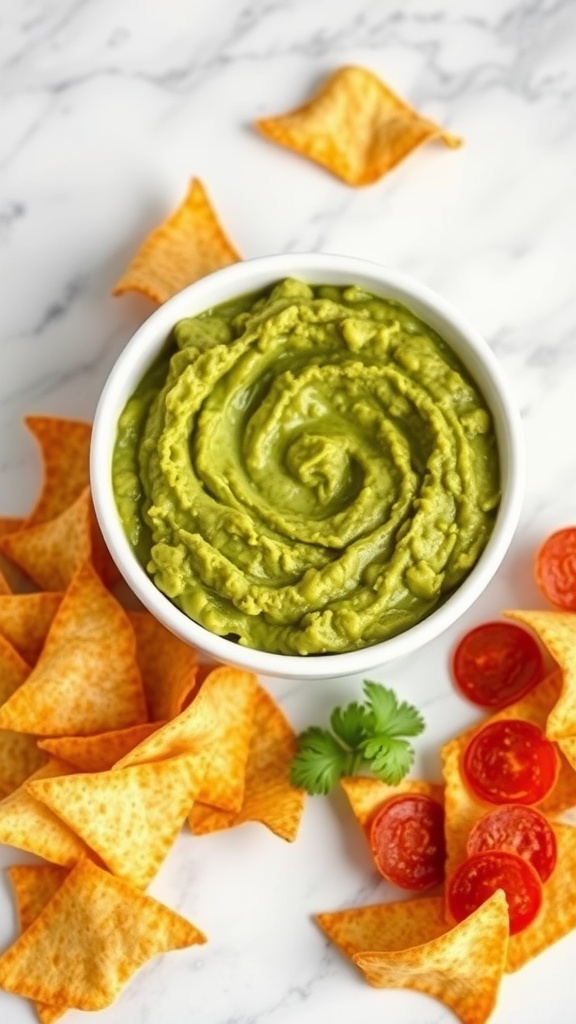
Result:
[189, 683, 304, 841]
[0, 591, 62, 662]
[0, 488, 93, 591]
[0, 858, 206, 1011]
[0, 759, 94, 866]
[113, 178, 241, 304]
[23, 416, 92, 527]
[9, 864, 69, 931]
[114, 668, 254, 815]
[506, 609, 576, 738]
[37, 722, 162, 773]
[0, 636, 46, 798]
[341, 775, 444, 833]
[0, 567, 10, 595]
[128, 610, 199, 720]
[0, 561, 147, 736]
[8, 864, 70, 1024]
[317, 890, 508, 1024]
[255, 65, 461, 187]
[0, 516, 23, 536]
[28, 752, 208, 889]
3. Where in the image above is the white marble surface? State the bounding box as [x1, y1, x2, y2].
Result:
[2, 0, 576, 1021]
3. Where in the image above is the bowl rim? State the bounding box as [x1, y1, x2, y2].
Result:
[91, 252, 525, 680]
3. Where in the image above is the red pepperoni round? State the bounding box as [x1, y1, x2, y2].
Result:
[452, 622, 544, 709]
[463, 719, 558, 805]
[447, 850, 542, 934]
[369, 794, 445, 891]
[466, 805, 557, 882]
[535, 527, 576, 611]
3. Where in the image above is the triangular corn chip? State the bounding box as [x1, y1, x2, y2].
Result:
[506, 609, 576, 738]
[189, 683, 304, 841]
[442, 672, 576, 880]
[0, 759, 94, 866]
[0, 488, 93, 591]
[0, 591, 62, 662]
[8, 864, 70, 1024]
[0, 633, 30, 699]
[128, 610, 199, 719]
[341, 775, 444, 831]
[0, 517, 23, 535]
[0, 561, 147, 736]
[255, 65, 461, 187]
[0, 729, 46, 801]
[23, 416, 92, 527]
[37, 722, 162, 773]
[28, 753, 208, 889]
[317, 890, 508, 1024]
[0, 636, 46, 798]
[113, 178, 241, 304]
[9, 864, 69, 930]
[0, 858, 206, 1011]
[113, 667, 254, 815]
[0, 518, 25, 593]
[506, 823, 576, 972]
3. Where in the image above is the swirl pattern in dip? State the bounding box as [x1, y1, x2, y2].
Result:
[112, 279, 500, 655]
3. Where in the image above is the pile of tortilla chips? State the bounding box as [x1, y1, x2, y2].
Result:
[0, 415, 304, 1018]
[317, 609, 576, 1024]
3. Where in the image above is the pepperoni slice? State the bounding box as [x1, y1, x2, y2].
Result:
[466, 805, 557, 882]
[447, 850, 542, 935]
[535, 527, 576, 611]
[463, 719, 558, 805]
[369, 794, 445, 891]
[452, 622, 544, 709]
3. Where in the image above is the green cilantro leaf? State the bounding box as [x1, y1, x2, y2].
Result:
[361, 735, 415, 786]
[330, 701, 371, 747]
[289, 727, 350, 795]
[363, 680, 425, 737]
[290, 682, 425, 795]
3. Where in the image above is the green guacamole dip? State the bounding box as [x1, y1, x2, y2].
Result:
[113, 278, 500, 655]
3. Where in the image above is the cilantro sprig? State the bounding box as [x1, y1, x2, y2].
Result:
[290, 681, 425, 795]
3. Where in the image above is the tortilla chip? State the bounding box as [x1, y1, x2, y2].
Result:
[0, 759, 94, 866]
[0, 636, 46, 798]
[28, 752, 208, 889]
[0, 730, 47, 802]
[0, 633, 30, 700]
[0, 858, 206, 1011]
[0, 488, 93, 591]
[0, 517, 23, 536]
[505, 823, 576, 972]
[114, 667, 254, 817]
[0, 591, 62, 663]
[189, 683, 304, 841]
[38, 722, 162, 773]
[9, 864, 69, 931]
[442, 672, 576, 881]
[255, 65, 461, 187]
[506, 609, 576, 738]
[128, 610, 199, 720]
[341, 775, 444, 833]
[317, 890, 508, 1024]
[8, 864, 70, 1024]
[0, 567, 10, 595]
[23, 416, 92, 527]
[113, 178, 241, 304]
[0, 561, 147, 736]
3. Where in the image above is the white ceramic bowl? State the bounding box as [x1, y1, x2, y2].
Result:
[91, 253, 524, 679]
